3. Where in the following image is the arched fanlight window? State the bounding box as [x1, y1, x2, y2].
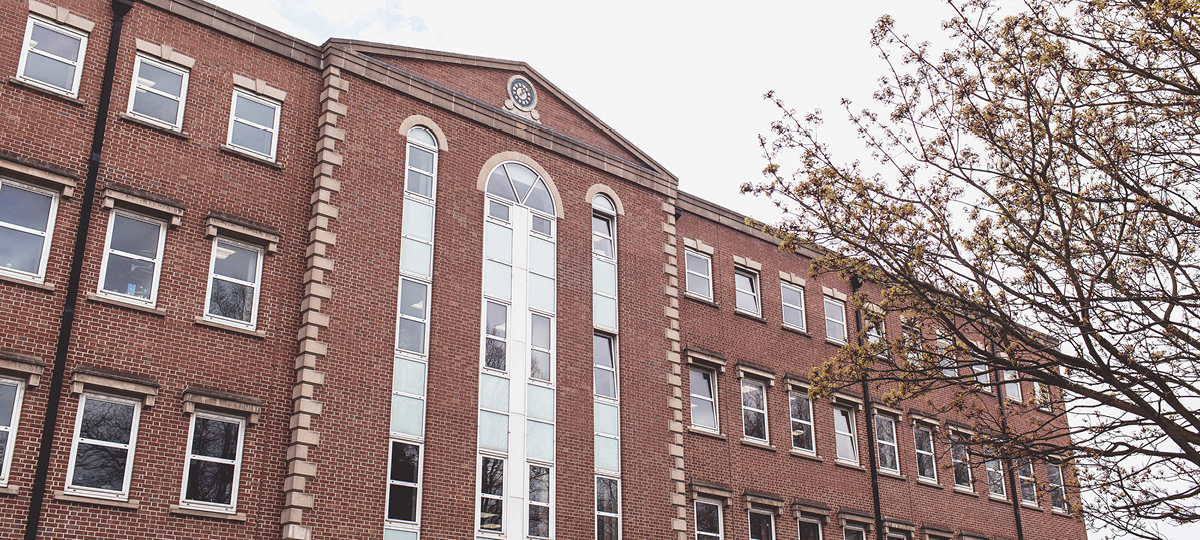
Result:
[485, 162, 555, 215]
[405, 127, 437, 199]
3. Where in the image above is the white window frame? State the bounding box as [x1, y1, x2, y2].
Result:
[824, 297, 847, 343]
[972, 364, 991, 387]
[684, 249, 713, 300]
[1004, 371, 1022, 401]
[689, 367, 719, 432]
[64, 393, 142, 500]
[833, 405, 858, 464]
[780, 282, 806, 331]
[0, 377, 26, 487]
[733, 267, 761, 316]
[1018, 459, 1037, 504]
[1047, 462, 1068, 512]
[477, 454, 506, 535]
[527, 464, 553, 539]
[938, 337, 957, 379]
[950, 435, 973, 490]
[178, 411, 245, 513]
[1034, 381, 1051, 411]
[405, 127, 438, 199]
[695, 498, 724, 540]
[748, 509, 776, 540]
[0, 178, 60, 283]
[225, 89, 281, 161]
[875, 414, 900, 473]
[740, 378, 769, 443]
[843, 525, 867, 540]
[395, 278, 432, 357]
[96, 210, 167, 307]
[593, 332, 619, 401]
[202, 236, 264, 331]
[913, 424, 937, 482]
[985, 454, 1006, 498]
[126, 54, 189, 130]
[385, 439, 424, 529]
[18, 16, 88, 97]
[788, 390, 815, 454]
[797, 517, 823, 540]
[596, 475, 621, 540]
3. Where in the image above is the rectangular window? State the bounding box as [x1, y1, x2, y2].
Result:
[179, 412, 244, 513]
[734, 269, 760, 315]
[18, 16, 87, 96]
[833, 406, 858, 463]
[689, 367, 718, 431]
[951, 437, 972, 489]
[483, 301, 508, 371]
[875, 414, 899, 473]
[972, 364, 990, 386]
[798, 518, 822, 540]
[66, 393, 141, 499]
[529, 465, 551, 538]
[938, 337, 957, 378]
[695, 499, 723, 540]
[986, 454, 1006, 497]
[1004, 371, 1022, 401]
[226, 89, 281, 160]
[824, 297, 846, 343]
[741, 379, 768, 443]
[396, 279, 430, 355]
[1034, 382, 1051, 410]
[593, 333, 617, 399]
[684, 250, 712, 300]
[387, 441, 422, 525]
[0, 179, 59, 282]
[748, 510, 775, 540]
[913, 424, 937, 481]
[98, 211, 166, 306]
[127, 55, 188, 129]
[0, 378, 26, 487]
[596, 476, 620, 540]
[530, 313, 552, 382]
[780, 282, 806, 330]
[204, 237, 263, 329]
[1018, 460, 1036, 503]
[843, 526, 866, 540]
[478, 456, 504, 533]
[788, 391, 814, 453]
[1047, 462, 1067, 511]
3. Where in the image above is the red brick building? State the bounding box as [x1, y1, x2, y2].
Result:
[0, 1, 1088, 539]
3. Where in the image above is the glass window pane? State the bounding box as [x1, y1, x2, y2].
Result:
[389, 394, 424, 437]
[486, 169, 517, 202]
[876, 416, 895, 443]
[0, 183, 53, 232]
[389, 442, 420, 483]
[594, 401, 619, 436]
[480, 458, 504, 495]
[479, 373, 509, 411]
[504, 163, 537, 202]
[22, 51, 74, 90]
[531, 215, 552, 236]
[478, 411, 509, 452]
[388, 484, 418, 522]
[743, 409, 766, 440]
[593, 335, 613, 369]
[208, 278, 254, 322]
[110, 209, 165, 255]
[596, 477, 619, 513]
[383, 529, 418, 540]
[489, 200, 510, 221]
[593, 294, 617, 330]
[399, 280, 428, 320]
[696, 501, 720, 534]
[213, 241, 258, 283]
[594, 367, 616, 399]
[405, 170, 433, 199]
[529, 237, 555, 277]
[79, 399, 134, 444]
[136, 61, 183, 96]
[399, 238, 432, 278]
[593, 259, 616, 296]
[184, 460, 235, 504]
[750, 512, 773, 540]
[529, 465, 550, 503]
[741, 381, 764, 409]
[595, 435, 620, 471]
[918, 454, 935, 478]
[0, 382, 16, 427]
[483, 260, 512, 300]
[402, 200, 434, 243]
[408, 127, 435, 147]
[101, 253, 155, 299]
[407, 146, 434, 175]
[690, 369, 713, 400]
[485, 302, 507, 337]
[798, 521, 821, 540]
[234, 94, 276, 127]
[597, 515, 619, 540]
[592, 195, 615, 213]
[530, 351, 551, 381]
[531, 314, 550, 349]
[31, 24, 81, 61]
[685, 252, 709, 276]
[0, 228, 44, 274]
[190, 417, 239, 460]
[484, 222, 513, 264]
[230, 121, 273, 155]
[528, 384, 555, 422]
[71, 442, 127, 491]
[396, 319, 426, 354]
[528, 274, 555, 313]
[485, 339, 507, 371]
[392, 357, 426, 396]
[526, 420, 554, 462]
[687, 273, 711, 298]
[525, 179, 555, 215]
[131, 88, 180, 124]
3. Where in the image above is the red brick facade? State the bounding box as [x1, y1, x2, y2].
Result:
[0, 1, 1087, 540]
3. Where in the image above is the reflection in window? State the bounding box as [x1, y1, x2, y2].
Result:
[596, 476, 620, 540]
[66, 394, 141, 499]
[18, 17, 87, 96]
[387, 441, 421, 523]
[690, 368, 718, 431]
[0, 179, 59, 281]
[205, 238, 263, 328]
[99, 212, 165, 305]
[181, 413, 244, 512]
[128, 55, 188, 129]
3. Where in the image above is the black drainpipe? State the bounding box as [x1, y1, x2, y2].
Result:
[25, 1, 135, 538]
[994, 343, 1026, 540]
[849, 275, 885, 540]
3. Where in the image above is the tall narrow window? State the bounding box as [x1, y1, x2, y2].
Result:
[734, 269, 760, 316]
[938, 337, 957, 379]
[689, 368, 718, 431]
[685, 250, 713, 300]
[875, 415, 899, 473]
[0, 179, 59, 282]
[0, 378, 26, 487]
[824, 297, 846, 343]
[127, 55, 189, 129]
[986, 453, 1006, 497]
[387, 441, 422, 525]
[592, 195, 618, 331]
[597, 476, 620, 540]
[479, 456, 505, 532]
[1004, 371, 1022, 401]
[484, 301, 509, 371]
[780, 282, 806, 330]
[695, 499, 723, 540]
[529, 465, 552, 538]
[530, 313, 553, 382]
[18, 16, 87, 97]
[972, 364, 991, 386]
[913, 424, 937, 481]
[65, 393, 142, 500]
[1047, 462, 1067, 511]
[179, 412, 244, 513]
[951, 436, 972, 489]
[226, 90, 281, 160]
[204, 238, 263, 329]
[748, 510, 775, 540]
[594, 334, 617, 400]
[98, 211, 166, 306]
[833, 406, 858, 463]
[789, 391, 814, 453]
[1034, 381, 1051, 410]
[741, 379, 768, 443]
[1018, 460, 1036, 503]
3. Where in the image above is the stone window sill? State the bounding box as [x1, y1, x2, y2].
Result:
[740, 438, 776, 452]
[220, 145, 282, 169]
[1022, 501, 1043, 511]
[170, 504, 247, 521]
[789, 450, 823, 463]
[687, 426, 726, 441]
[0, 485, 19, 496]
[834, 460, 866, 472]
[954, 487, 981, 497]
[734, 309, 767, 323]
[825, 338, 846, 347]
[87, 292, 166, 316]
[683, 292, 718, 308]
[0, 273, 55, 292]
[917, 478, 943, 489]
[54, 490, 140, 510]
[782, 325, 811, 338]
[195, 317, 265, 339]
[879, 469, 906, 481]
[120, 114, 189, 139]
[7, 77, 85, 106]
[989, 494, 1009, 503]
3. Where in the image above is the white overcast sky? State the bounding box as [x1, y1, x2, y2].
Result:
[197, 3, 1192, 538]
